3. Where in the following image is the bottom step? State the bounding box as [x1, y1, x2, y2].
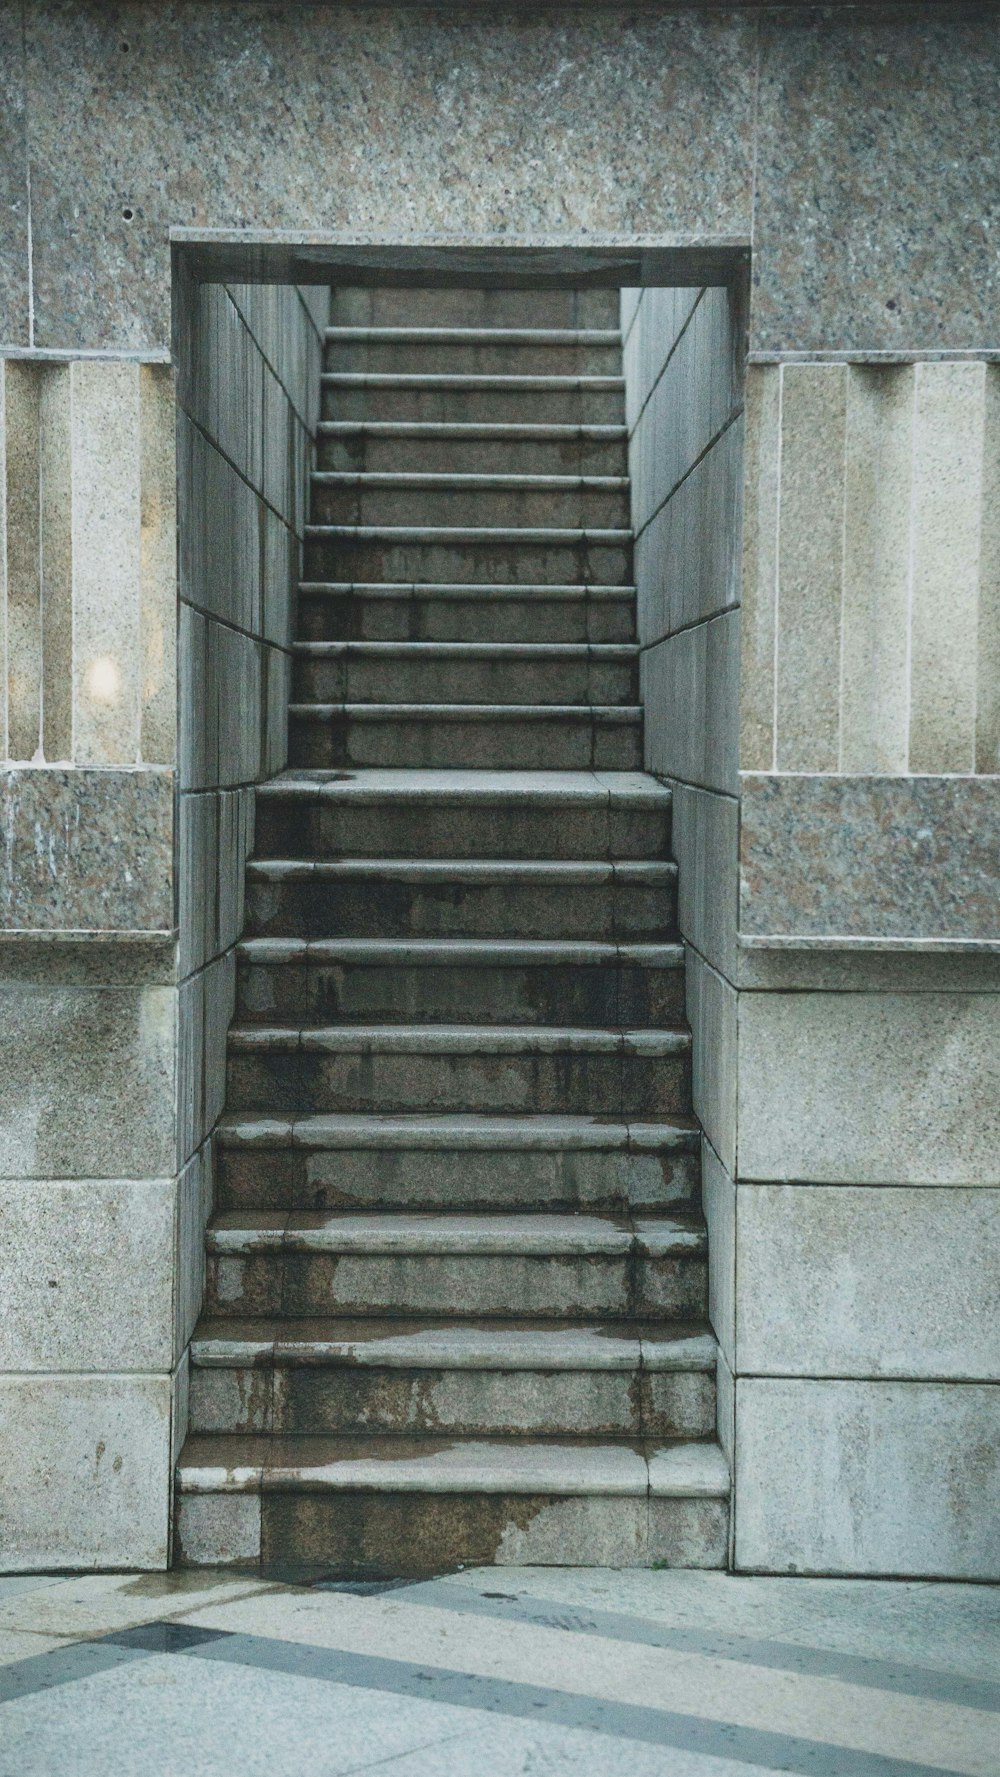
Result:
[175, 1435, 729, 1574]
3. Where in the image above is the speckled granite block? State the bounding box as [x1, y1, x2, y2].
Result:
[0, 766, 173, 932]
[0, 3, 29, 346]
[740, 773, 1000, 948]
[22, 4, 756, 351]
[753, 9, 1000, 353]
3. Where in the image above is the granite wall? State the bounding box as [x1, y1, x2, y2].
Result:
[0, 0, 997, 1575]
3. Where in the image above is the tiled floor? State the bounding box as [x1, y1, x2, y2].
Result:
[0, 1567, 996, 1775]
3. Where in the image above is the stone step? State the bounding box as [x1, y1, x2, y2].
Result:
[225, 1022, 691, 1117]
[302, 523, 632, 587]
[235, 937, 686, 1028]
[187, 1317, 717, 1439]
[291, 641, 639, 706]
[243, 857, 677, 941]
[310, 471, 631, 529]
[287, 703, 643, 770]
[320, 374, 625, 426]
[203, 1210, 708, 1322]
[296, 582, 636, 644]
[174, 1433, 730, 1571]
[214, 1112, 700, 1214]
[329, 287, 621, 330]
[253, 769, 671, 861]
[316, 421, 629, 477]
[323, 329, 622, 377]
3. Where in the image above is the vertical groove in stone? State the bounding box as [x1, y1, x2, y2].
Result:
[69, 360, 142, 765]
[738, 365, 779, 771]
[0, 365, 7, 759]
[139, 364, 178, 766]
[975, 364, 1000, 775]
[775, 363, 846, 773]
[840, 365, 913, 774]
[908, 361, 984, 776]
[2, 360, 42, 762]
[39, 363, 72, 762]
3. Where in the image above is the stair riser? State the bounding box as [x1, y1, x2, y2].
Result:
[253, 800, 670, 862]
[215, 1144, 700, 1215]
[226, 1047, 691, 1117]
[310, 483, 630, 529]
[292, 655, 638, 706]
[321, 387, 625, 425]
[205, 1250, 707, 1321]
[176, 1488, 728, 1572]
[189, 1364, 715, 1440]
[317, 434, 628, 476]
[296, 591, 634, 644]
[288, 713, 642, 771]
[236, 958, 685, 1028]
[324, 343, 620, 377]
[330, 289, 621, 329]
[244, 874, 677, 941]
[303, 537, 632, 586]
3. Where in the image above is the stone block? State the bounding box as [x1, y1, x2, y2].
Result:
[738, 1184, 1000, 1380]
[0, 767, 173, 933]
[735, 1377, 1000, 1578]
[174, 1142, 213, 1359]
[738, 365, 779, 772]
[0, 1374, 172, 1571]
[0, 1177, 174, 1372]
[739, 773, 1000, 947]
[175, 1491, 262, 1567]
[642, 610, 739, 795]
[0, 6, 29, 346]
[686, 949, 736, 1176]
[2, 360, 42, 762]
[774, 364, 844, 773]
[69, 360, 143, 766]
[738, 990, 1000, 1185]
[139, 364, 177, 766]
[0, 984, 176, 1178]
[909, 362, 988, 774]
[702, 1139, 735, 1369]
[672, 783, 739, 979]
[753, 10, 1000, 353]
[37, 364, 73, 762]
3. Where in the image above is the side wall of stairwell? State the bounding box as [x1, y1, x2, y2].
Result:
[173, 274, 330, 1493]
[624, 287, 1000, 1581]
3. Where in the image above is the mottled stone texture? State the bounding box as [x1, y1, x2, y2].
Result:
[753, 7, 1000, 354]
[740, 775, 1000, 947]
[741, 361, 1000, 777]
[0, 768, 173, 932]
[20, 4, 756, 353]
[0, 3, 29, 346]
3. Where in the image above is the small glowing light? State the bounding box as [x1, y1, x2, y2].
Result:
[87, 656, 121, 703]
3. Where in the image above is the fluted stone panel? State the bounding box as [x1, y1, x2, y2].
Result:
[741, 361, 1000, 777]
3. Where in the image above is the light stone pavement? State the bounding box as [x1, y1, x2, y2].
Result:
[0, 1567, 995, 1777]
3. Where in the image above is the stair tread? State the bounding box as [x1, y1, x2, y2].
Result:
[190, 1316, 717, 1371]
[229, 1024, 689, 1054]
[324, 328, 621, 345]
[257, 768, 668, 803]
[238, 938, 683, 964]
[317, 423, 629, 439]
[177, 1433, 729, 1497]
[306, 523, 631, 541]
[289, 703, 643, 720]
[292, 640, 638, 657]
[216, 1111, 697, 1149]
[322, 373, 625, 389]
[245, 858, 675, 880]
[312, 470, 629, 488]
[206, 1209, 705, 1256]
[299, 582, 636, 597]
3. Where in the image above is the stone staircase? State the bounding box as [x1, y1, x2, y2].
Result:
[175, 286, 729, 1575]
